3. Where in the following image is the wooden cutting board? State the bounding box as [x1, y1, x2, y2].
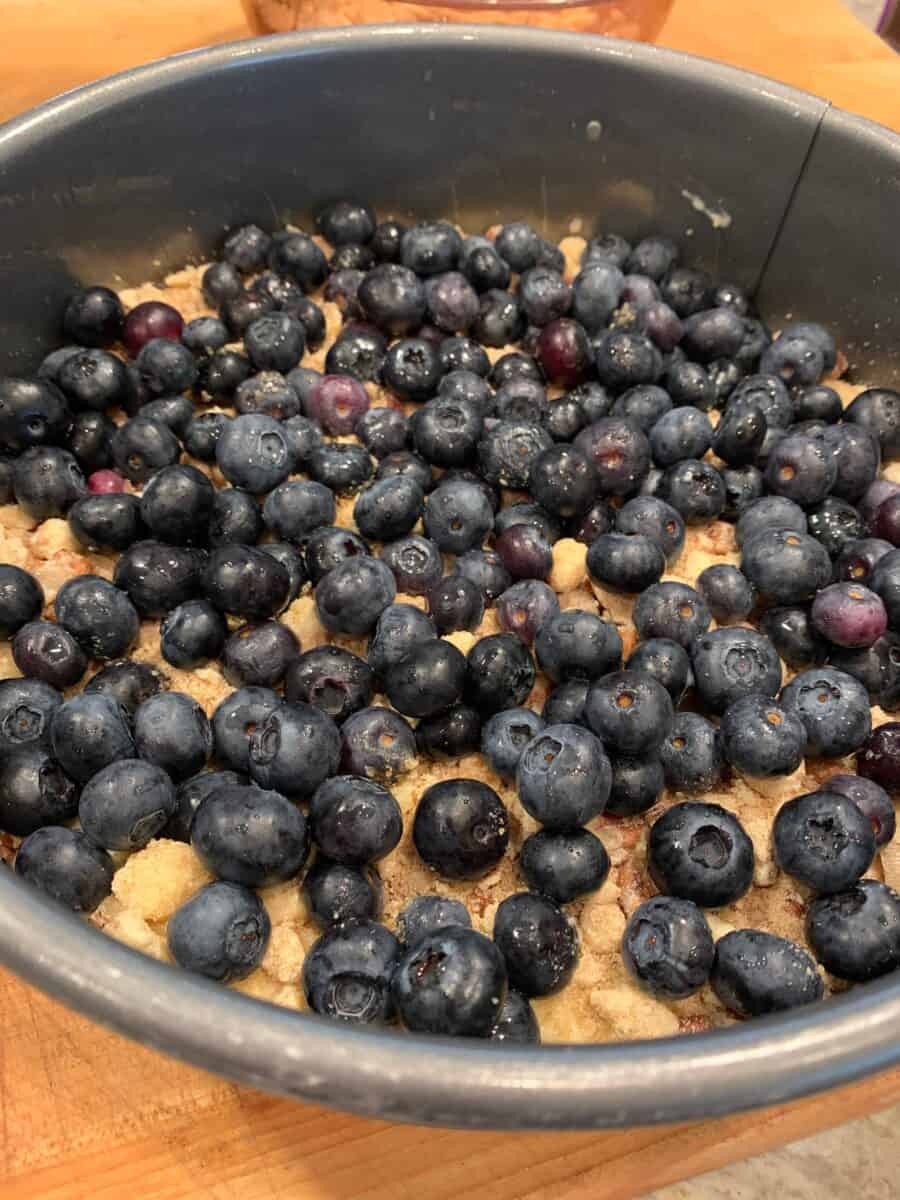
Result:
[3, 2, 900, 1197]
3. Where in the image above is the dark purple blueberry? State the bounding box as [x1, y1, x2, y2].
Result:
[711, 929, 823, 1017]
[760, 329, 825, 388]
[826, 773, 895, 847]
[122, 301, 183, 356]
[872, 493, 900, 547]
[340, 706, 417, 781]
[633, 581, 711, 648]
[471, 289, 526, 347]
[829, 632, 900, 710]
[423, 477, 494, 555]
[857, 722, 900, 795]
[380, 534, 443, 596]
[520, 828, 609, 904]
[427, 573, 484, 635]
[15, 826, 113, 913]
[413, 777, 508, 880]
[477, 421, 554, 490]
[571, 498, 616, 545]
[660, 266, 711, 317]
[573, 417, 651, 497]
[221, 620, 299, 689]
[807, 497, 865, 559]
[0, 748, 78, 837]
[807, 880, 900, 982]
[456, 549, 512, 601]
[438, 336, 491, 377]
[811, 583, 887, 648]
[586, 532, 665, 594]
[657, 459, 726, 525]
[494, 502, 560, 543]
[495, 524, 553, 582]
[325, 324, 387, 384]
[307, 442, 374, 496]
[493, 892, 578, 998]
[615, 495, 685, 564]
[713, 401, 767, 466]
[666, 360, 715, 411]
[496, 581, 559, 646]
[584, 669, 674, 757]
[821, 424, 881, 503]
[626, 638, 691, 704]
[416, 703, 482, 762]
[719, 695, 806, 778]
[304, 526, 369, 587]
[315, 555, 396, 636]
[356, 406, 408, 460]
[536, 319, 593, 388]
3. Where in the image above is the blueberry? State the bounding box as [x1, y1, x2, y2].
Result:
[350, 477, 423, 545]
[594, 330, 662, 393]
[416, 704, 482, 761]
[303, 918, 399, 1025]
[567, 262, 623, 334]
[132, 691, 211, 781]
[807, 880, 900, 982]
[712, 401, 767, 467]
[721, 465, 765, 520]
[55, 346, 129, 411]
[67, 493, 140, 555]
[494, 501, 560, 543]
[135, 463, 214, 548]
[520, 828, 609, 904]
[857, 721, 900, 795]
[134, 338, 197, 399]
[0, 676, 60, 758]
[781, 667, 871, 757]
[427, 574, 484, 635]
[314, 555, 396, 637]
[219, 223, 271, 274]
[54, 575, 139, 660]
[69, 410, 115, 472]
[708, 929, 823, 1017]
[215, 412, 291, 493]
[285, 645, 373, 725]
[741, 527, 831, 605]
[159, 600, 226, 669]
[478, 708, 544, 780]
[633, 581, 711, 648]
[696, 564, 756, 625]
[606, 753, 664, 816]
[573, 417, 651, 497]
[412, 777, 508, 880]
[773, 790, 875, 892]
[584, 231, 631, 269]
[367, 219, 406, 264]
[307, 442, 374, 496]
[438, 336, 490, 377]
[259, 483, 334, 548]
[220, 290, 277, 340]
[525, 447, 595, 522]
[534, 610, 622, 684]
[140, 394, 195, 437]
[15, 826, 113, 913]
[305, 776, 402, 870]
[211, 686, 280, 774]
[305, 858, 383, 927]
[167, 880, 270, 984]
[421, 478, 493, 556]
[464, 633, 535, 715]
[626, 237, 678, 281]
[392, 926, 506, 1037]
[719, 694, 805, 779]
[845, 388, 900, 460]
[0, 748, 78, 836]
[398, 221, 460, 276]
[649, 802, 754, 908]
[355, 406, 408, 461]
[870, 548, 900, 630]
[191, 781, 308, 887]
[657, 459, 726, 525]
[281, 415, 323, 472]
[259, 543, 306, 608]
[357, 264, 426, 337]
[84, 659, 166, 717]
[201, 262, 243, 308]
[11, 620, 84, 695]
[681, 307, 746, 362]
[470, 289, 526, 347]
[0, 565, 43, 639]
[570, 498, 616, 545]
[375, 450, 433, 494]
[396, 896, 471, 950]
[587, 532, 665, 594]
[830, 632, 900, 709]
[199, 348, 253, 399]
[763, 432, 836, 508]
[340, 706, 416, 781]
[423, 270, 479, 333]
[163, 769, 246, 843]
[234, 370, 300, 421]
[665, 360, 715, 411]
[542, 679, 589, 728]
[364, 604, 439, 681]
[626, 638, 691, 704]
[735, 496, 807, 548]
[821, 424, 881, 503]
[621, 895, 714, 1000]
[811, 582, 887, 648]
[63, 285, 124, 347]
[584, 668, 674, 756]
[461, 240, 512, 292]
[476, 421, 552, 492]
[221, 620, 299, 689]
[615, 495, 685, 564]
[303, 527, 368, 589]
[113, 541, 204, 618]
[49, 693, 134, 784]
[493, 892, 578, 997]
[517, 266, 571, 328]
[648, 406, 712, 468]
[660, 266, 711, 317]
[78, 758, 176, 851]
[690, 627, 782, 714]
[376, 536, 440, 599]
[266, 231, 328, 292]
[325, 325, 387, 384]
[12, 445, 85, 520]
[760, 330, 825, 388]
[384, 639, 466, 719]
[659, 713, 724, 796]
[248, 701, 341, 799]
[496, 580, 559, 646]
[824, 773, 896, 847]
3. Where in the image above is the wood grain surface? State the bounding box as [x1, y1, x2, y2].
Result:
[3, 2, 900, 1197]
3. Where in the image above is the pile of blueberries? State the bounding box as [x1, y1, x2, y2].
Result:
[1, 200, 900, 1043]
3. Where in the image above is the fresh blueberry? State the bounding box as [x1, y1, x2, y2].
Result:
[419, 477, 492, 556]
[534, 610, 622, 683]
[570, 498, 616, 545]
[384, 639, 466, 719]
[234, 370, 301, 420]
[113, 541, 205, 620]
[811, 582, 887, 648]
[304, 526, 369, 588]
[712, 401, 767, 467]
[357, 264, 426, 337]
[781, 667, 871, 757]
[54, 574, 139, 660]
[773, 790, 875, 892]
[136, 464, 214, 548]
[413, 777, 508, 879]
[520, 828, 609, 904]
[573, 417, 651, 497]
[870, 548, 900, 630]
[760, 329, 825, 388]
[163, 769, 246, 843]
[221, 223, 271, 273]
[314, 555, 396, 636]
[657, 459, 726, 525]
[711, 929, 823, 1017]
[248, 701, 341, 799]
[477, 707, 543, 780]
[198, 348, 253, 398]
[517, 723, 611, 829]
[825, 773, 896, 847]
[392, 926, 506, 1037]
[649, 802, 754, 908]
[375, 536, 439, 599]
[317, 200, 375, 246]
[821, 424, 881, 503]
[583, 231, 631, 269]
[15, 826, 113, 912]
[305, 858, 383, 926]
[258, 542, 306, 607]
[721, 465, 765, 520]
[807, 880, 900, 981]
[626, 638, 691, 704]
[214, 412, 291, 492]
[303, 918, 398, 1024]
[0, 748, 77, 836]
[659, 266, 711, 317]
[340, 706, 416, 781]
[78, 758, 176, 851]
[594, 330, 662, 392]
[49, 693, 134, 784]
[63, 285, 124, 347]
[202, 545, 289, 622]
[763, 433, 837, 507]
[438, 336, 491, 378]
[0, 565, 43, 639]
[12, 445, 85, 520]
[626, 237, 678, 281]
[665, 360, 715, 411]
[84, 659, 166, 716]
[470, 289, 525, 347]
[396, 895, 471, 949]
[68, 493, 142, 554]
[493, 892, 578, 997]
[735, 496, 807, 548]
[307, 442, 374, 496]
[284, 645, 373, 726]
[55, 346, 129, 411]
[400, 221, 461, 276]
[681, 307, 746, 362]
[211, 686, 280, 774]
[325, 324, 387, 384]
[633, 581, 711, 648]
[622, 896, 714, 999]
[221, 289, 276, 339]
[587, 532, 665, 594]
[192, 782, 308, 886]
[606, 754, 664, 816]
[309, 775, 402, 866]
[494, 501, 560, 543]
[69, 410, 115, 473]
[416, 704, 482, 761]
[659, 713, 724, 796]
[741, 527, 831, 605]
[168, 880, 270, 983]
[615, 495, 685, 564]
[133, 691, 211, 781]
[464, 633, 535, 715]
[259, 482, 334, 547]
[584, 669, 674, 756]
[496, 580, 559, 646]
[719, 695, 806, 778]
[267, 231, 328, 292]
[857, 721, 900, 796]
[0, 678, 61, 760]
[696, 564, 756, 625]
[427, 574, 484, 635]
[11, 621, 85, 692]
[690, 626, 782, 714]
[159, 600, 226, 669]
[829, 631, 900, 710]
[845, 388, 900, 460]
[355, 406, 408, 461]
[648, 406, 712, 468]
[220, 620, 298, 689]
[201, 262, 244, 307]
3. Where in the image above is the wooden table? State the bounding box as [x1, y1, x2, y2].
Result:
[3, 2, 900, 1196]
